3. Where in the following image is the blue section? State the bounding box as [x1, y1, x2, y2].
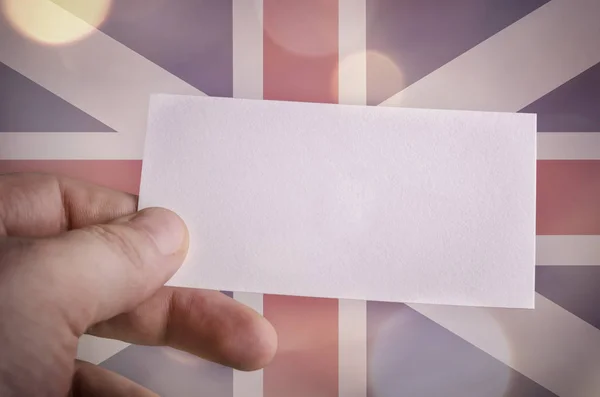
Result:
[521, 62, 600, 131]
[0, 62, 113, 132]
[101, 345, 233, 397]
[366, 0, 550, 105]
[99, 0, 233, 97]
[536, 266, 600, 329]
[367, 302, 557, 397]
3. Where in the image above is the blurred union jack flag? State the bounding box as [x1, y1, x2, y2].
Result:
[1, 0, 600, 396]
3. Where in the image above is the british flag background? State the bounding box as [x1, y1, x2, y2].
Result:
[1, 0, 600, 396]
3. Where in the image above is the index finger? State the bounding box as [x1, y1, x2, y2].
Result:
[0, 173, 137, 237]
[87, 287, 278, 371]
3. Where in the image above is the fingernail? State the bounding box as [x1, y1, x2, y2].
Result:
[131, 208, 188, 255]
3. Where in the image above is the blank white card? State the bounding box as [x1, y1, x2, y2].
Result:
[140, 95, 536, 308]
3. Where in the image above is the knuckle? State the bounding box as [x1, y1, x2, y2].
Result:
[84, 224, 146, 270]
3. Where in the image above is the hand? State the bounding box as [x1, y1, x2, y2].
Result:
[0, 173, 277, 397]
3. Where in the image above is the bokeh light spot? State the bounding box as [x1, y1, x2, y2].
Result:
[2, 0, 111, 45]
[334, 50, 403, 104]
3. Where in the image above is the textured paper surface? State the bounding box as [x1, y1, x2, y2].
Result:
[139, 95, 536, 308]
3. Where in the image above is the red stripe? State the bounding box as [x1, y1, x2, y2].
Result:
[0, 160, 142, 194]
[264, 0, 339, 104]
[263, 296, 338, 397]
[537, 160, 600, 235]
[263, 1, 339, 395]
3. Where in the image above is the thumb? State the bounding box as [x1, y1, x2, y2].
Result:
[35, 207, 188, 332]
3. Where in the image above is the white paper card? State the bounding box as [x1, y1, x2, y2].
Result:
[140, 95, 536, 308]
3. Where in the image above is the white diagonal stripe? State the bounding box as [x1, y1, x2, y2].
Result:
[409, 295, 600, 397]
[232, 1, 264, 396]
[76, 335, 129, 365]
[538, 133, 600, 160]
[0, 0, 205, 160]
[381, 0, 600, 112]
[537, 235, 600, 266]
[338, 1, 368, 397]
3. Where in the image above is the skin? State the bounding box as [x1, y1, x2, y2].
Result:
[0, 173, 278, 397]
